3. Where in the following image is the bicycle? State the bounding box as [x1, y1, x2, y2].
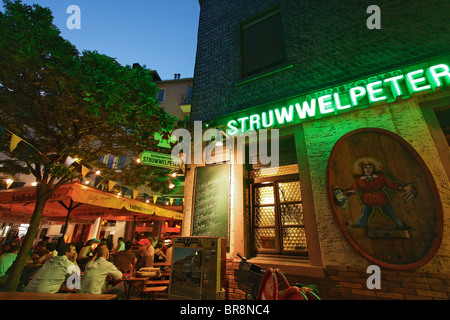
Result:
[235, 253, 321, 300]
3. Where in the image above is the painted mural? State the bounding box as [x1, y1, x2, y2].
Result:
[327, 128, 443, 269]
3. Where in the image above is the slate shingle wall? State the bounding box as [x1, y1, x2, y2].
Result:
[191, 0, 450, 122]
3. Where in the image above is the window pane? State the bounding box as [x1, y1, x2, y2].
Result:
[255, 206, 275, 226]
[255, 227, 276, 249]
[280, 204, 303, 225]
[158, 89, 165, 102]
[254, 186, 274, 205]
[250, 164, 298, 179]
[282, 227, 307, 251]
[278, 181, 301, 202]
[241, 11, 286, 77]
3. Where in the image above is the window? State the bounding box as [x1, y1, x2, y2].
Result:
[157, 89, 165, 103]
[252, 165, 307, 256]
[249, 136, 307, 256]
[240, 8, 286, 79]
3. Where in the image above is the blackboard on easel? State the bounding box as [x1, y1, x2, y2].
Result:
[192, 164, 230, 241]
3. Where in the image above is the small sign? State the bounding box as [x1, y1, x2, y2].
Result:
[140, 151, 183, 169]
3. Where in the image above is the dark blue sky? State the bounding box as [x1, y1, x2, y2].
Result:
[17, 0, 200, 80]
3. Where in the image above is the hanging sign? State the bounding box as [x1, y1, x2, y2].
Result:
[139, 151, 183, 169]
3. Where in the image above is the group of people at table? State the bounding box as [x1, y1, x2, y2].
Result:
[0, 236, 172, 299]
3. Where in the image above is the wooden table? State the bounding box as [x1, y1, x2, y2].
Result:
[0, 292, 117, 300]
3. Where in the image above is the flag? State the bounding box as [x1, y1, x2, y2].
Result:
[81, 165, 90, 178]
[169, 198, 174, 205]
[10, 134, 22, 152]
[108, 180, 116, 191]
[176, 199, 180, 206]
[132, 190, 139, 199]
[153, 195, 158, 204]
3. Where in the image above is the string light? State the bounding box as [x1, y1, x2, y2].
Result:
[2, 128, 177, 208]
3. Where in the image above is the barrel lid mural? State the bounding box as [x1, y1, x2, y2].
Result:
[326, 128, 443, 269]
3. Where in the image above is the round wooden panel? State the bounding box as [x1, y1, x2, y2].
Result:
[327, 128, 443, 269]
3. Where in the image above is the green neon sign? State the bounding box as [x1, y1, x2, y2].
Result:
[226, 63, 450, 135]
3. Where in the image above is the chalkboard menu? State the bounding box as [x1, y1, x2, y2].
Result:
[192, 164, 231, 240]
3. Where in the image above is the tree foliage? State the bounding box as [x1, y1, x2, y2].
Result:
[0, 0, 181, 291]
[0, 0, 180, 194]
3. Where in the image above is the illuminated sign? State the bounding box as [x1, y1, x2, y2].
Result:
[226, 63, 450, 135]
[139, 151, 183, 169]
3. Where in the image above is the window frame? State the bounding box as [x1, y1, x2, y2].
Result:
[239, 7, 287, 80]
[157, 88, 166, 103]
[251, 173, 308, 257]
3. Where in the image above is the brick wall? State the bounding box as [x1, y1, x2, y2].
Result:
[225, 259, 450, 300]
[191, 0, 450, 122]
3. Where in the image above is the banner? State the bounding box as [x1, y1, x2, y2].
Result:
[10, 134, 22, 152]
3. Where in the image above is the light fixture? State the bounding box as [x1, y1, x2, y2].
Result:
[95, 170, 101, 175]
[215, 127, 230, 147]
[117, 192, 121, 196]
[31, 182, 37, 186]
[5, 179, 13, 189]
[84, 180, 90, 185]
[136, 158, 141, 163]
[171, 172, 177, 178]
[145, 199, 150, 203]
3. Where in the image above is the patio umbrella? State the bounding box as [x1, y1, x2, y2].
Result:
[0, 181, 183, 242]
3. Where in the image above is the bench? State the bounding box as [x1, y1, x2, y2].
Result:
[142, 286, 168, 300]
[146, 280, 170, 286]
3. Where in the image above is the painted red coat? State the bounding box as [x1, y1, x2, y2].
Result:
[347, 174, 401, 206]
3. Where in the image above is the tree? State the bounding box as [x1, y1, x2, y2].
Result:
[0, 0, 180, 291]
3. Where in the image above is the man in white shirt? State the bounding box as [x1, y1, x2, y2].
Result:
[24, 243, 79, 293]
[79, 245, 122, 295]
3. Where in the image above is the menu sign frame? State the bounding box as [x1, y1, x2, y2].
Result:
[191, 164, 231, 243]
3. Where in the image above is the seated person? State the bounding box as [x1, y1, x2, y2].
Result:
[78, 240, 94, 260]
[79, 246, 122, 295]
[23, 243, 79, 293]
[154, 242, 166, 263]
[35, 243, 58, 264]
[0, 244, 20, 285]
[31, 240, 49, 263]
[113, 241, 136, 273]
[134, 239, 154, 270]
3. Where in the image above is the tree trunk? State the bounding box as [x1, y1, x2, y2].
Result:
[4, 192, 48, 292]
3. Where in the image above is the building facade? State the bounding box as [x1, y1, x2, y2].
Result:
[183, 0, 450, 299]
